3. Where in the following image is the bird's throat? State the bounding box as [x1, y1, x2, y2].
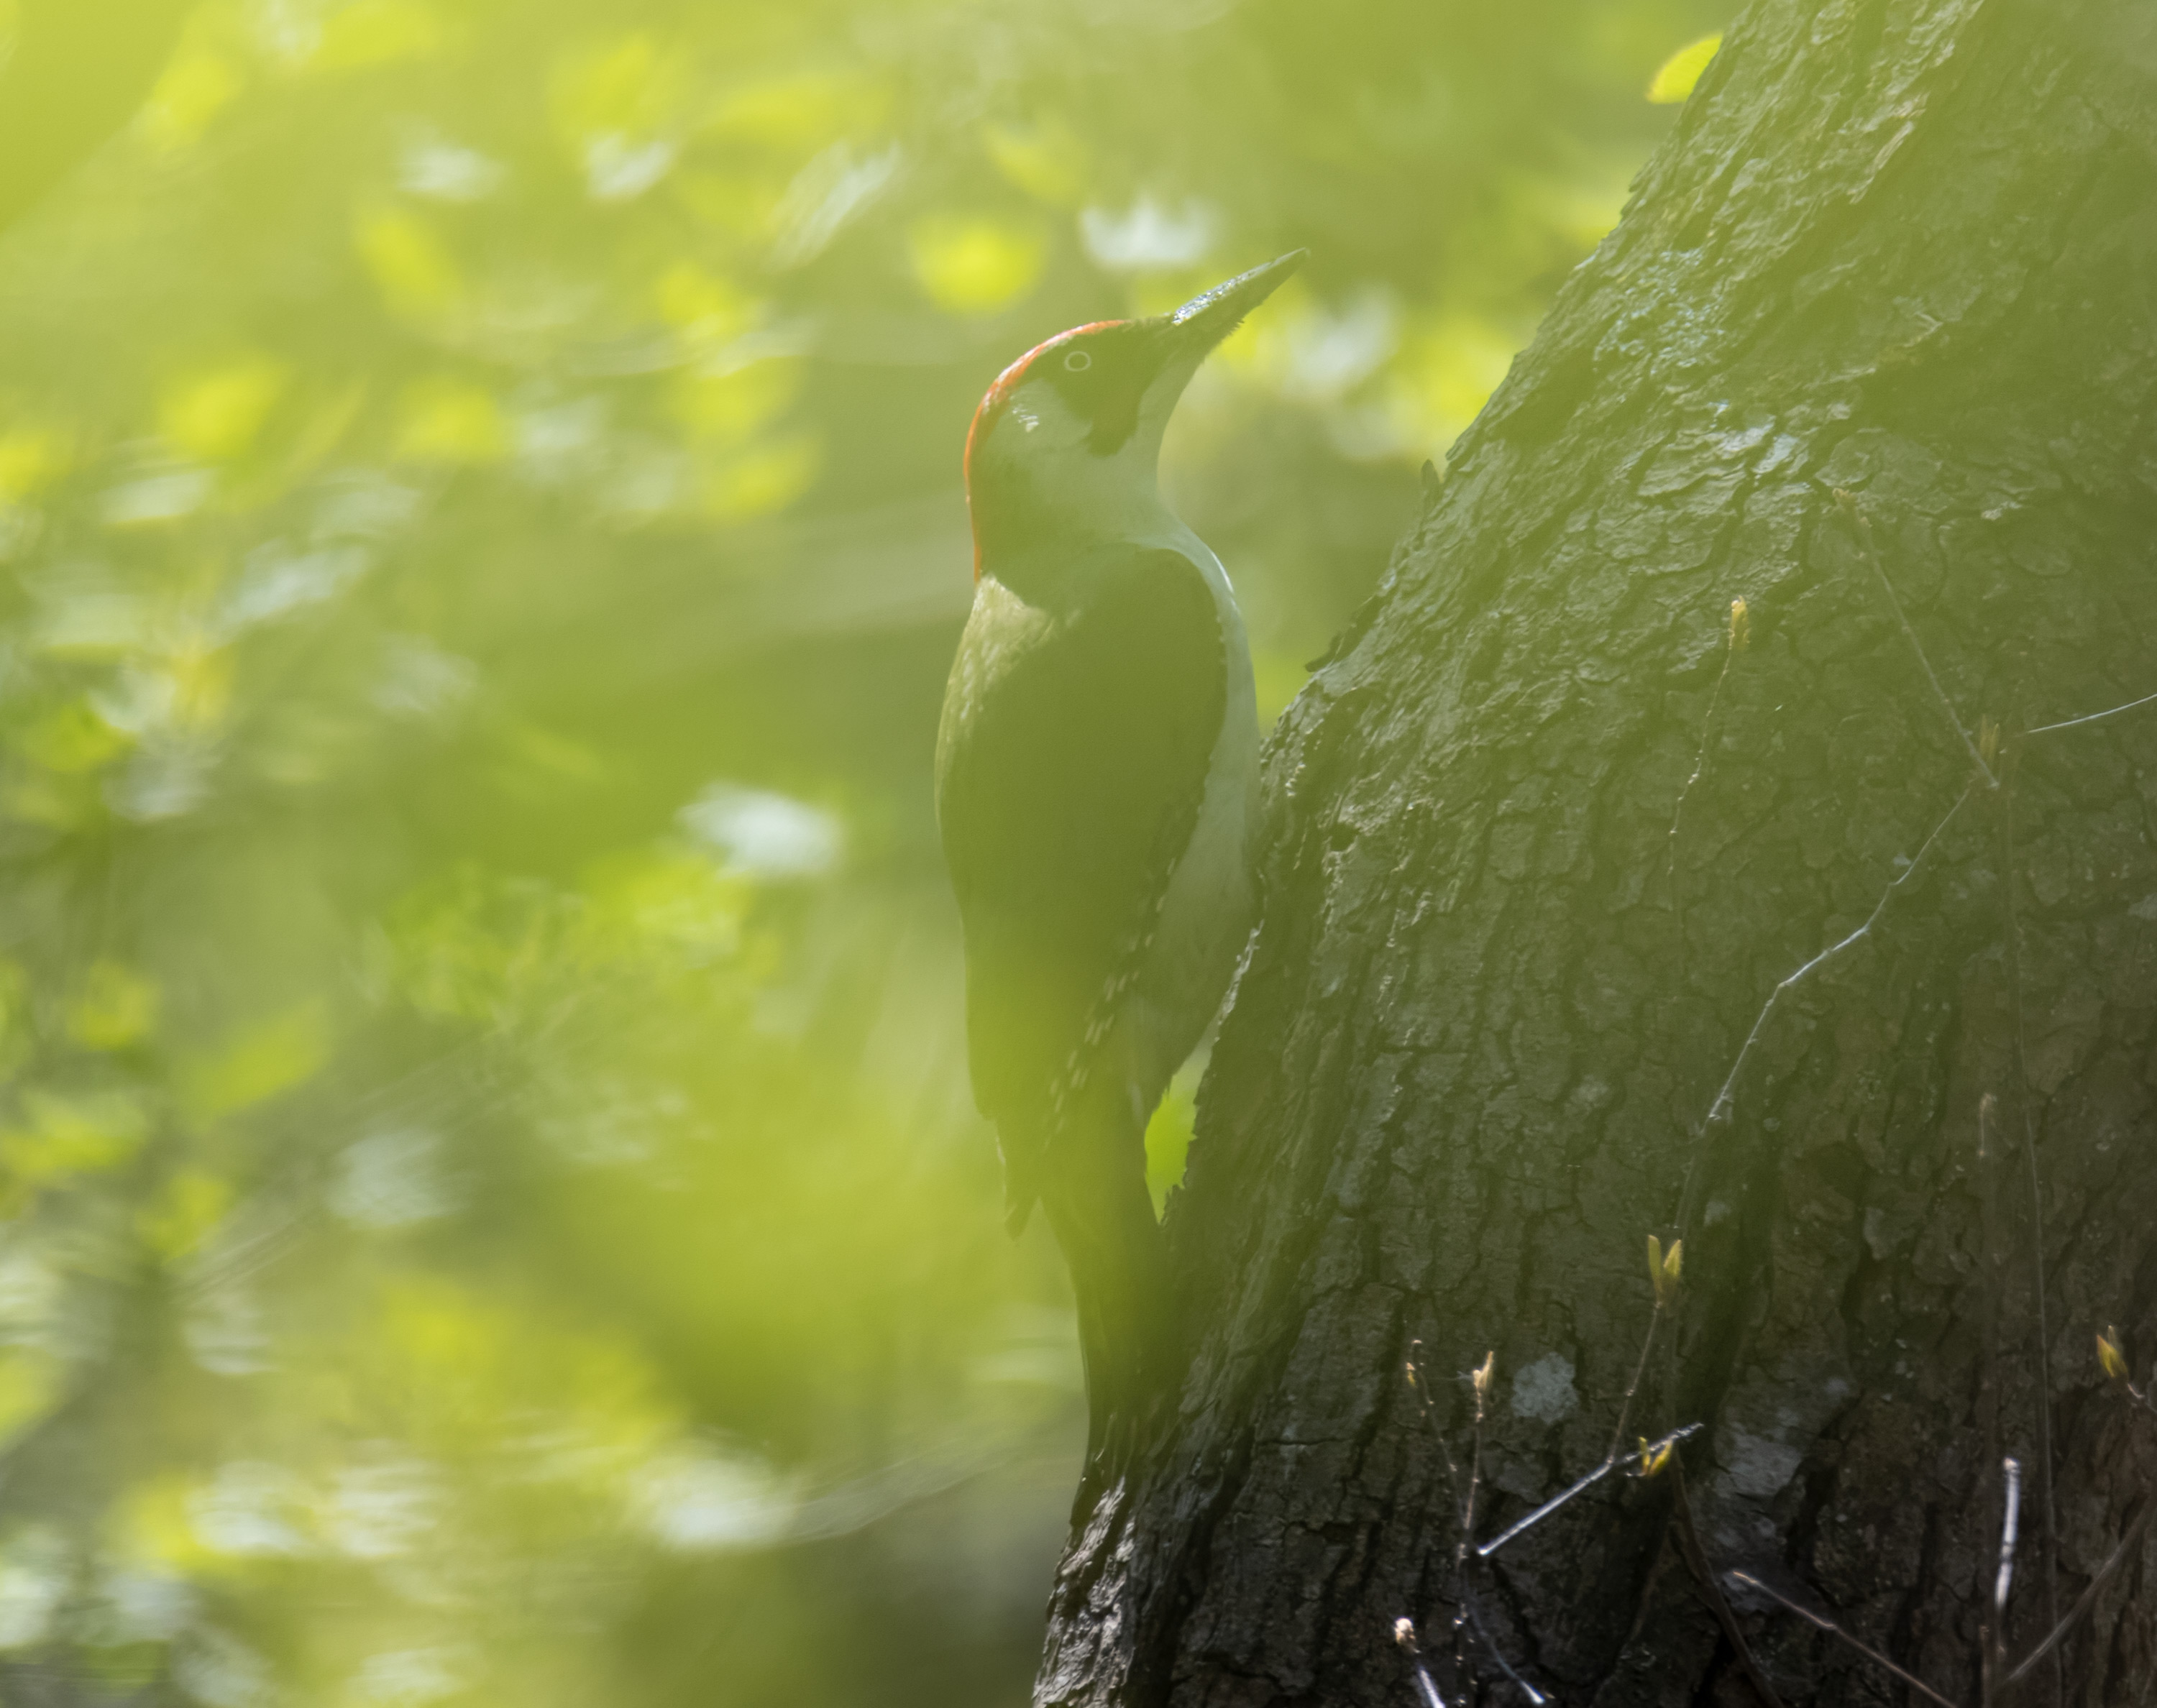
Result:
[968, 459, 1174, 587]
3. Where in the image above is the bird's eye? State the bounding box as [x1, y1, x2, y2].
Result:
[1063, 349, 1092, 372]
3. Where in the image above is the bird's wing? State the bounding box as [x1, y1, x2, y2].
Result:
[935, 544, 1227, 1193]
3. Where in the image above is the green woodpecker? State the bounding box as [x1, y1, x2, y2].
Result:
[935, 253, 1302, 1448]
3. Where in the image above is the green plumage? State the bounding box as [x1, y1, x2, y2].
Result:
[935, 543, 1226, 1439]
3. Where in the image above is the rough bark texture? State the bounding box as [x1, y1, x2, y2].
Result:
[1038, 3, 2157, 1704]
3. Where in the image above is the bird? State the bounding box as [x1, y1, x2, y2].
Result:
[935, 252, 1304, 1455]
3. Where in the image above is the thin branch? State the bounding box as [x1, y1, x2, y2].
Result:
[2003, 1497, 2157, 1688]
[1394, 1620, 1451, 1708]
[1833, 490, 1997, 788]
[2100, 1331, 2157, 1412]
[2023, 687, 2157, 737]
[2000, 781, 2062, 1700]
[1404, 1346, 1473, 1592]
[1671, 1466, 1787, 1708]
[1701, 783, 1974, 1131]
[1405, 1350, 1547, 1701]
[1995, 1456, 2021, 1619]
[1462, 1352, 1492, 1555]
[1667, 598, 1747, 951]
[1406, 1345, 1474, 1687]
[1603, 1305, 1662, 1469]
[1980, 1094, 2004, 1708]
[1727, 1571, 1961, 1708]
[1673, 784, 1971, 1254]
[1460, 1596, 1548, 1705]
[1476, 1424, 1702, 1558]
[1451, 1355, 1494, 1694]
[1405, 1344, 1465, 1512]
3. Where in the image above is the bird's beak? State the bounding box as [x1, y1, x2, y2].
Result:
[1163, 249, 1308, 358]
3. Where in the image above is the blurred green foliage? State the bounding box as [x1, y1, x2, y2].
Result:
[0, 0, 1718, 1702]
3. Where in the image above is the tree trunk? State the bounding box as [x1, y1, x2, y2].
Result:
[1038, 3, 2157, 1704]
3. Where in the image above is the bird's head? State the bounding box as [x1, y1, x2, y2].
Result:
[963, 250, 1306, 578]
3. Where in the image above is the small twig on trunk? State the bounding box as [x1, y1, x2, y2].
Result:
[1477, 1425, 1701, 1558]
[1603, 1306, 1662, 1469]
[2023, 686, 2157, 736]
[1998, 774, 2063, 1703]
[1669, 1465, 1786, 1708]
[1607, 1236, 1682, 1465]
[1406, 1346, 1544, 1699]
[1405, 1344, 1465, 1512]
[1462, 1351, 1493, 1550]
[1701, 784, 1972, 1132]
[1458, 1594, 1547, 1705]
[1727, 1571, 1960, 1708]
[1453, 1351, 1493, 1684]
[2003, 1497, 2157, 1689]
[1993, 1455, 2022, 1689]
[1605, 1311, 1665, 1458]
[1979, 1094, 2003, 1708]
[1832, 490, 1996, 788]
[1393, 1620, 1450, 1708]
[1666, 596, 1749, 950]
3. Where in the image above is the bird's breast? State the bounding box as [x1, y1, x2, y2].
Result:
[1119, 538, 1260, 1097]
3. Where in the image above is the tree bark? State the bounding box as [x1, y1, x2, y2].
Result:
[1038, 2, 2157, 1703]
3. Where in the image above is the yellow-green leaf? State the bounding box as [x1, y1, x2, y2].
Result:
[137, 1169, 233, 1259]
[670, 359, 800, 446]
[180, 1006, 330, 1125]
[0, 1349, 61, 1448]
[1252, 650, 1311, 728]
[314, 0, 446, 70]
[654, 262, 756, 344]
[705, 71, 881, 154]
[355, 207, 464, 321]
[583, 849, 748, 960]
[1648, 1233, 1681, 1305]
[908, 216, 1047, 317]
[396, 377, 507, 464]
[551, 32, 680, 142]
[700, 436, 820, 522]
[0, 427, 72, 500]
[1144, 1070, 1198, 1219]
[142, 50, 243, 150]
[982, 118, 1089, 208]
[1648, 33, 1721, 105]
[17, 701, 129, 773]
[159, 357, 287, 463]
[1388, 313, 1520, 459]
[68, 961, 159, 1051]
[1, 1088, 152, 1183]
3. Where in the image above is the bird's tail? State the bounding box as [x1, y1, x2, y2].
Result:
[1033, 1079, 1181, 1462]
